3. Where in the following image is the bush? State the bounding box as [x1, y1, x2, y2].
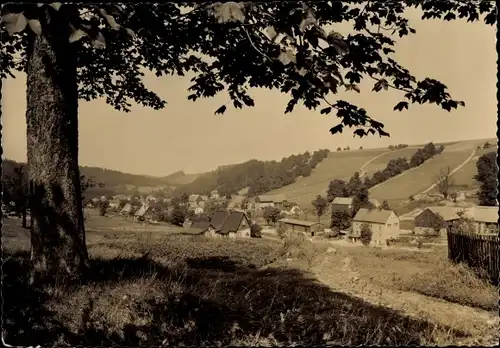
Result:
[250, 223, 262, 238]
[360, 224, 373, 246]
[277, 224, 288, 239]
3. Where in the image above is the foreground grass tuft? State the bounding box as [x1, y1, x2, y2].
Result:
[396, 260, 498, 312]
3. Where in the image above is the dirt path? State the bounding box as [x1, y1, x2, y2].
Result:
[313, 253, 499, 346]
[359, 147, 419, 178]
[419, 149, 477, 195]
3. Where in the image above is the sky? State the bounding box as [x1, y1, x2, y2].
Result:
[2, 8, 497, 177]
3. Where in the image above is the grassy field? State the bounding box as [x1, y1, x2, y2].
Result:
[369, 142, 479, 202]
[361, 147, 419, 178]
[434, 146, 498, 190]
[3, 207, 498, 346]
[267, 149, 387, 209]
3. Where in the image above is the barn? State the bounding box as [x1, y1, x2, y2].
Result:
[414, 207, 461, 236]
[277, 218, 324, 236]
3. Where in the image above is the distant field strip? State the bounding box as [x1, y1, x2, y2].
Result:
[369, 148, 475, 202]
[267, 149, 387, 208]
[360, 147, 420, 178]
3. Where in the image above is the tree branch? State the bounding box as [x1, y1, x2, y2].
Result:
[242, 26, 273, 61]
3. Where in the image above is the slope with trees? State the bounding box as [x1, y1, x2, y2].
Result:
[176, 149, 330, 197]
[1, 1, 494, 283]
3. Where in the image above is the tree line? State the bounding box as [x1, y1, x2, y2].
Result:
[176, 149, 330, 197]
[365, 142, 444, 188]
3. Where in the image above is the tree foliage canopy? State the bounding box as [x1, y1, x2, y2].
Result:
[2, 1, 496, 136]
[474, 151, 498, 206]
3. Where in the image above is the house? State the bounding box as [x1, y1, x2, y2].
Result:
[352, 208, 400, 245]
[255, 195, 287, 209]
[120, 203, 133, 216]
[183, 210, 251, 238]
[146, 195, 157, 203]
[189, 194, 202, 204]
[134, 203, 153, 222]
[414, 206, 461, 236]
[228, 195, 246, 210]
[464, 206, 498, 234]
[331, 197, 380, 214]
[287, 205, 302, 216]
[210, 190, 220, 200]
[278, 218, 324, 236]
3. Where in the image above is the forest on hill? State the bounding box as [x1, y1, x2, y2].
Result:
[2, 159, 197, 190]
[175, 149, 330, 197]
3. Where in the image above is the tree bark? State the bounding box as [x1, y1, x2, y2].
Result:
[22, 205, 27, 229]
[26, 6, 89, 284]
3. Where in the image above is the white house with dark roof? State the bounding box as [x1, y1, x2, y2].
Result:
[352, 208, 400, 245]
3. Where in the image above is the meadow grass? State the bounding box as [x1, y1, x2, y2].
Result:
[3, 216, 496, 347]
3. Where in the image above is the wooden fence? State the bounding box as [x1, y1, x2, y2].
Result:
[447, 230, 499, 285]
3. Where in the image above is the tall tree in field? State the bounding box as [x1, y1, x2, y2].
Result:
[351, 185, 374, 217]
[347, 172, 363, 197]
[311, 194, 328, 224]
[436, 166, 454, 200]
[1, 2, 495, 282]
[326, 179, 348, 203]
[474, 152, 498, 206]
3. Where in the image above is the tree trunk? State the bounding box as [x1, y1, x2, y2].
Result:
[22, 205, 27, 229]
[26, 7, 90, 284]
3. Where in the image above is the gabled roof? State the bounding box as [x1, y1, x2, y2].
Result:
[134, 204, 150, 217]
[332, 197, 352, 205]
[257, 195, 286, 203]
[465, 206, 498, 223]
[353, 208, 395, 224]
[200, 195, 209, 201]
[425, 206, 461, 221]
[220, 211, 247, 234]
[189, 194, 200, 202]
[120, 203, 132, 214]
[210, 210, 231, 230]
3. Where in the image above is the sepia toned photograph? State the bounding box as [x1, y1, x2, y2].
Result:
[1, 1, 498, 346]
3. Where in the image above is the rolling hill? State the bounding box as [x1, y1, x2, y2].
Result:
[266, 148, 388, 208]
[368, 139, 489, 204]
[431, 145, 498, 191]
[1, 160, 200, 194]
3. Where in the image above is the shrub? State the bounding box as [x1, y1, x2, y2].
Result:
[250, 223, 262, 238]
[277, 224, 288, 239]
[360, 224, 373, 246]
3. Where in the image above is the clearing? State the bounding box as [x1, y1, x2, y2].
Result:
[266, 149, 387, 208]
[3, 211, 498, 347]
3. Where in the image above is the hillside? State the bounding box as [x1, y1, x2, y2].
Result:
[176, 149, 331, 196]
[368, 139, 487, 204]
[266, 148, 387, 208]
[431, 145, 498, 191]
[1, 160, 199, 194]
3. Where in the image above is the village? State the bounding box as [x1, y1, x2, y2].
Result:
[70, 185, 498, 247]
